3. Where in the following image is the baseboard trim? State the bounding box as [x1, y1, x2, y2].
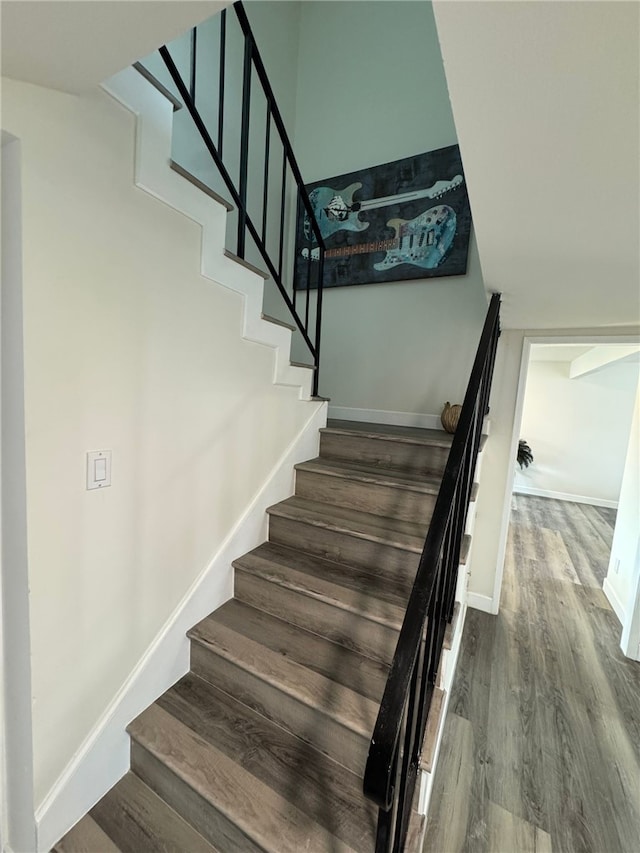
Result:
[513, 485, 618, 510]
[35, 404, 327, 853]
[603, 577, 625, 625]
[328, 405, 443, 431]
[466, 591, 498, 615]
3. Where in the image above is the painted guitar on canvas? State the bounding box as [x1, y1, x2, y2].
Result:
[301, 204, 457, 272]
[303, 174, 463, 242]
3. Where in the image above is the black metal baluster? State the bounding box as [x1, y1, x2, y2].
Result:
[218, 9, 226, 156]
[190, 28, 197, 101]
[278, 155, 287, 279]
[293, 186, 300, 312]
[262, 110, 270, 245]
[375, 800, 394, 853]
[395, 670, 421, 852]
[313, 249, 324, 396]
[237, 35, 252, 258]
[428, 555, 448, 684]
[305, 233, 311, 333]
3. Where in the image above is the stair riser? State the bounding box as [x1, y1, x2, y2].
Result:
[268, 516, 419, 587]
[190, 640, 369, 776]
[320, 432, 450, 477]
[235, 568, 399, 665]
[295, 468, 436, 524]
[131, 742, 261, 853]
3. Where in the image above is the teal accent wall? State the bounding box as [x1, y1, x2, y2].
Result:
[291, 1, 488, 414]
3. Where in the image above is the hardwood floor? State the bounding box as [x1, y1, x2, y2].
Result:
[424, 495, 640, 853]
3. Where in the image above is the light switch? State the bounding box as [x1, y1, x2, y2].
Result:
[87, 450, 112, 490]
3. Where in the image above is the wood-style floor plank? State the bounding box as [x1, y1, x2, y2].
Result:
[487, 802, 552, 853]
[424, 495, 640, 853]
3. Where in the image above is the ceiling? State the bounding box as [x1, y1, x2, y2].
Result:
[433, 0, 640, 331]
[1, 1, 229, 93]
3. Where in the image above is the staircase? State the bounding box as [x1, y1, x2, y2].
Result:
[53, 419, 466, 853]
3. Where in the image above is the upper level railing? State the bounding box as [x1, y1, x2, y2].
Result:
[154, 1, 326, 395]
[363, 293, 501, 852]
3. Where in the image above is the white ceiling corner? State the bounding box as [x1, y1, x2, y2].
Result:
[433, 0, 640, 331]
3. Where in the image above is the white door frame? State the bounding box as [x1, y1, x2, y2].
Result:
[1, 131, 37, 853]
[491, 331, 640, 615]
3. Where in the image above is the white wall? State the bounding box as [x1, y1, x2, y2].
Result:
[604, 385, 640, 659]
[2, 76, 320, 808]
[514, 359, 639, 506]
[294, 1, 489, 415]
[469, 328, 640, 612]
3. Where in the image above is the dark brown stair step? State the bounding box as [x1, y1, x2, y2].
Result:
[129, 704, 357, 853]
[213, 598, 389, 700]
[296, 456, 442, 492]
[267, 496, 427, 551]
[324, 419, 453, 446]
[157, 673, 377, 852]
[234, 544, 405, 665]
[239, 541, 409, 606]
[294, 457, 441, 523]
[266, 496, 426, 582]
[420, 687, 447, 773]
[90, 771, 218, 853]
[52, 815, 120, 852]
[320, 420, 453, 476]
[188, 612, 377, 775]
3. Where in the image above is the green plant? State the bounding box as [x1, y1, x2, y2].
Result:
[517, 439, 534, 468]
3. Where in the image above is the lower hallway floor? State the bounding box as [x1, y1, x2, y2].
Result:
[423, 495, 640, 853]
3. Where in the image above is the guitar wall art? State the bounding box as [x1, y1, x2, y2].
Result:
[294, 144, 472, 289]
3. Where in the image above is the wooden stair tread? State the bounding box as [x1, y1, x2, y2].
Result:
[170, 160, 234, 211]
[323, 419, 454, 448]
[235, 542, 407, 628]
[90, 771, 218, 853]
[210, 598, 389, 702]
[244, 541, 409, 604]
[460, 533, 472, 565]
[223, 249, 269, 279]
[444, 601, 462, 650]
[261, 312, 296, 332]
[157, 673, 377, 852]
[128, 704, 357, 853]
[52, 814, 120, 853]
[295, 456, 442, 493]
[267, 495, 428, 553]
[188, 612, 379, 739]
[420, 687, 446, 773]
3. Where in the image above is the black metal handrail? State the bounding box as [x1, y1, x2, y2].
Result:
[156, 1, 326, 395]
[363, 293, 501, 851]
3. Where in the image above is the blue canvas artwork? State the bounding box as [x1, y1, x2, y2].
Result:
[294, 145, 471, 289]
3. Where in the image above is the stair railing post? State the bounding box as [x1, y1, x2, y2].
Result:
[237, 33, 252, 259]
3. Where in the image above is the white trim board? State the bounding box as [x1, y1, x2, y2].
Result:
[35, 404, 327, 853]
[101, 66, 313, 401]
[513, 485, 618, 510]
[603, 577, 626, 626]
[328, 406, 443, 431]
[466, 591, 497, 615]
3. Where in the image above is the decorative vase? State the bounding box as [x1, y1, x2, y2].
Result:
[441, 402, 462, 433]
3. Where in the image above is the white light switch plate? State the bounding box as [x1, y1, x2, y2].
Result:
[87, 450, 112, 490]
